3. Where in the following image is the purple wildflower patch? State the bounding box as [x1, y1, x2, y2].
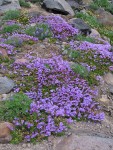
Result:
[12, 55, 104, 141]
[30, 15, 79, 39]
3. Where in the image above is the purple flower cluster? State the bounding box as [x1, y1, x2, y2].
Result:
[0, 43, 15, 54]
[5, 20, 21, 26]
[0, 33, 38, 55]
[11, 33, 38, 41]
[12, 55, 104, 141]
[30, 15, 79, 39]
[13, 115, 66, 140]
[109, 66, 113, 71]
[70, 40, 113, 60]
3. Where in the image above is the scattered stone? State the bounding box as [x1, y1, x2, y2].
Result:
[108, 84, 113, 94]
[0, 0, 12, 6]
[103, 36, 110, 43]
[42, 0, 74, 16]
[30, 23, 36, 27]
[66, 0, 82, 11]
[54, 134, 113, 150]
[0, 77, 15, 94]
[0, 0, 21, 13]
[15, 58, 29, 64]
[0, 122, 14, 143]
[0, 48, 8, 57]
[99, 95, 109, 103]
[69, 18, 91, 35]
[28, 11, 40, 18]
[95, 8, 113, 26]
[22, 143, 27, 148]
[103, 72, 113, 85]
[27, 143, 31, 148]
[0, 92, 14, 101]
[80, 9, 88, 14]
[40, 44, 46, 49]
[89, 28, 101, 38]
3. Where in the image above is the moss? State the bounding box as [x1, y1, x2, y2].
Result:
[3, 10, 21, 20]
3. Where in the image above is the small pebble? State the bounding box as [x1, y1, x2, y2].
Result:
[40, 45, 46, 49]
[22, 143, 27, 148]
[27, 143, 31, 148]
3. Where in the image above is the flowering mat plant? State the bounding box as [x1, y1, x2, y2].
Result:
[0, 12, 113, 143]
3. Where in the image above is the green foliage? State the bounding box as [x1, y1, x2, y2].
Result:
[63, 42, 112, 85]
[0, 92, 32, 121]
[3, 10, 21, 20]
[105, 4, 113, 15]
[85, 73, 98, 86]
[0, 56, 12, 64]
[37, 23, 52, 40]
[48, 37, 57, 43]
[90, 0, 113, 14]
[69, 50, 81, 60]
[18, 13, 29, 25]
[25, 23, 52, 40]
[11, 130, 23, 144]
[75, 12, 102, 29]
[93, 0, 109, 8]
[71, 63, 89, 78]
[19, 0, 31, 8]
[25, 26, 36, 36]
[2, 24, 20, 33]
[75, 35, 95, 43]
[75, 12, 113, 44]
[5, 37, 23, 47]
[89, 3, 99, 10]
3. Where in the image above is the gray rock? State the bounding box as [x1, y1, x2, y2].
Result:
[71, 0, 92, 5]
[69, 18, 91, 35]
[42, 0, 74, 16]
[89, 28, 101, 38]
[0, 0, 21, 13]
[28, 11, 41, 18]
[103, 72, 113, 94]
[104, 72, 113, 85]
[0, 0, 12, 6]
[66, 0, 82, 10]
[54, 134, 113, 150]
[108, 85, 113, 94]
[95, 8, 113, 26]
[0, 77, 15, 94]
[111, 46, 113, 52]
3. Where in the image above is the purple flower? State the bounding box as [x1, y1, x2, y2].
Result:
[66, 118, 73, 124]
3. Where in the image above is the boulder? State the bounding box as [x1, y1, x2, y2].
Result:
[0, 0, 21, 13]
[0, 122, 14, 143]
[0, 77, 15, 94]
[69, 18, 91, 35]
[95, 8, 113, 26]
[103, 72, 113, 94]
[104, 72, 113, 85]
[89, 28, 101, 38]
[0, 0, 12, 6]
[42, 0, 74, 16]
[66, 0, 82, 10]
